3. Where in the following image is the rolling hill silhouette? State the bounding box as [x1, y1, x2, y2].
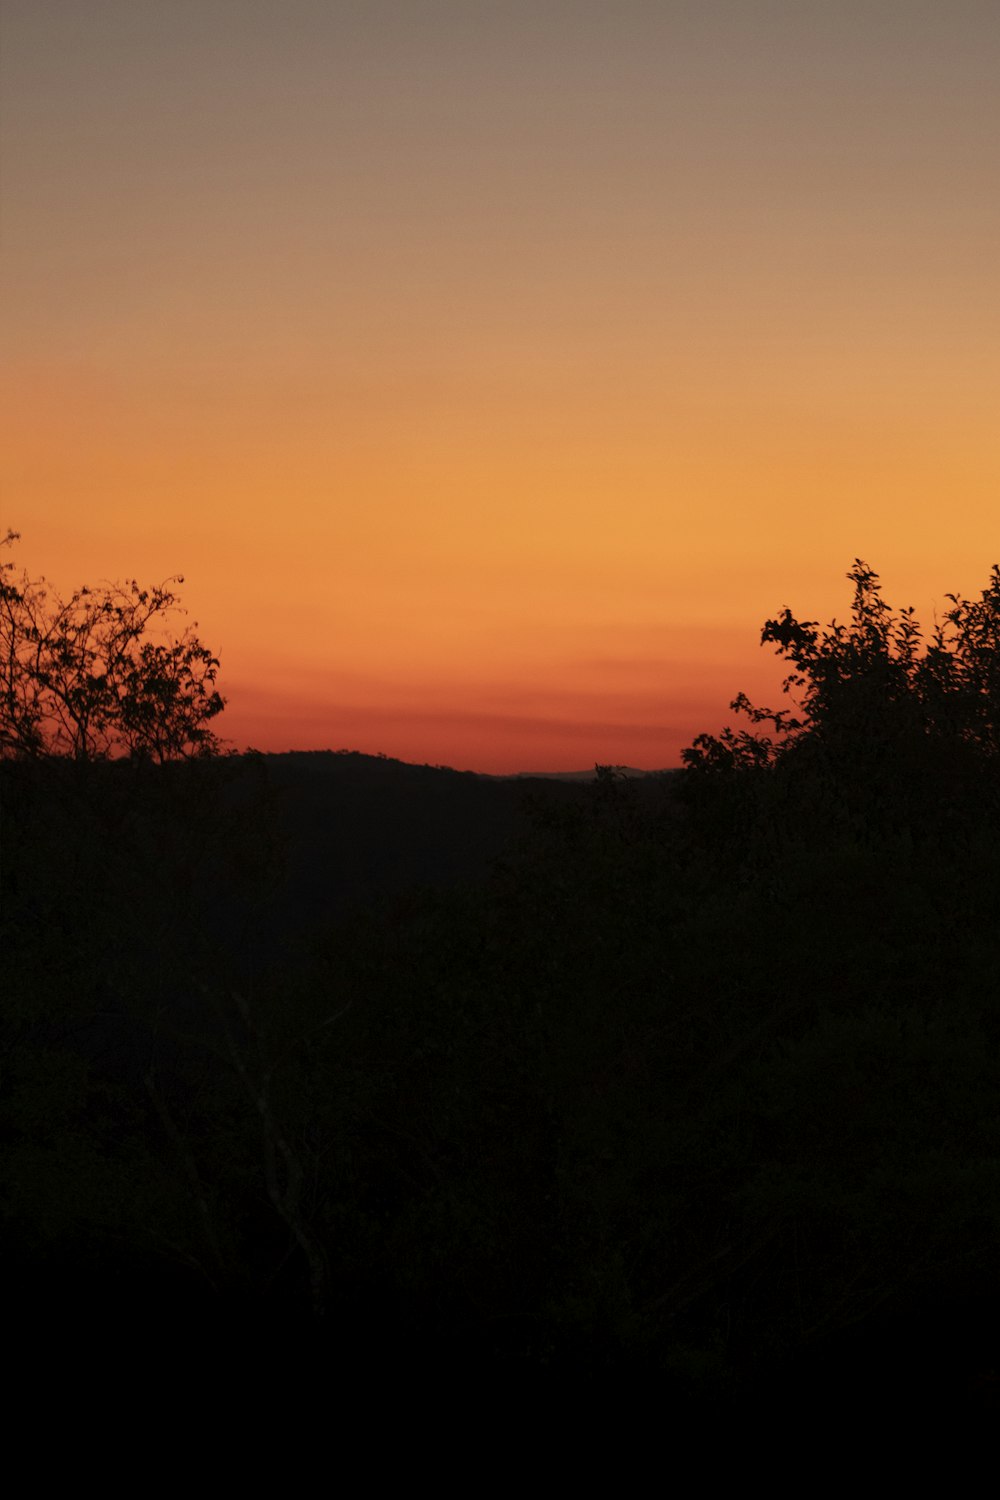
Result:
[250, 749, 593, 941]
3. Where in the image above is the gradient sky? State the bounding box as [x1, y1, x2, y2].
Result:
[2, 1, 997, 771]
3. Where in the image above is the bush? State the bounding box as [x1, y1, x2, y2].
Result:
[0, 530, 225, 762]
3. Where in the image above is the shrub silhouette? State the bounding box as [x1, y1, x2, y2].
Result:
[0, 530, 225, 761]
[6, 550, 1000, 1412]
[682, 558, 1000, 844]
[685, 559, 1000, 768]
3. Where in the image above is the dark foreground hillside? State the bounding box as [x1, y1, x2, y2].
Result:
[4, 739, 1000, 1425]
[246, 750, 593, 941]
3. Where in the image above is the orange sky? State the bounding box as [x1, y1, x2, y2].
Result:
[2, 1, 997, 771]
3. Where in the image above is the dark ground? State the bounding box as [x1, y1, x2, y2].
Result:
[3, 748, 999, 1422]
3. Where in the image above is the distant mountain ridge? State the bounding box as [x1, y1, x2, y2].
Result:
[212, 750, 681, 970]
[498, 766, 666, 781]
[257, 749, 671, 781]
[233, 750, 592, 951]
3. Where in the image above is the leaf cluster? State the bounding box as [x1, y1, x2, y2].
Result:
[0, 531, 225, 762]
[684, 559, 1000, 779]
[681, 560, 1000, 857]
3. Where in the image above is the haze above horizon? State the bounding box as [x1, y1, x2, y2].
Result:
[2, 1, 997, 773]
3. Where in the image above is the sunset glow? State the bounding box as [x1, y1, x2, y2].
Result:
[3, 1, 997, 771]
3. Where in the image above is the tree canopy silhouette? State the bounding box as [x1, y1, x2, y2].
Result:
[683, 558, 1000, 785]
[0, 531, 225, 762]
[4, 547, 1000, 1412]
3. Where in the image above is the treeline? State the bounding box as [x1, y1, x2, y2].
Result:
[3, 556, 1000, 1416]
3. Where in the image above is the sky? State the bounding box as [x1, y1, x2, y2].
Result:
[2, 0, 997, 772]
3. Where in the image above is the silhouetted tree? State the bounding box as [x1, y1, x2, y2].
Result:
[0, 530, 225, 761]
[7, 546, 1000, 1411]
[682, 559, 1000, 826]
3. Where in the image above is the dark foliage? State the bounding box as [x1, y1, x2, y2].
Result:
[1, 530, 224, 761]
[4, 557, 1000, 1421]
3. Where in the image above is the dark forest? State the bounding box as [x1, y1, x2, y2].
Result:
[4, 540, 1000, 1423]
